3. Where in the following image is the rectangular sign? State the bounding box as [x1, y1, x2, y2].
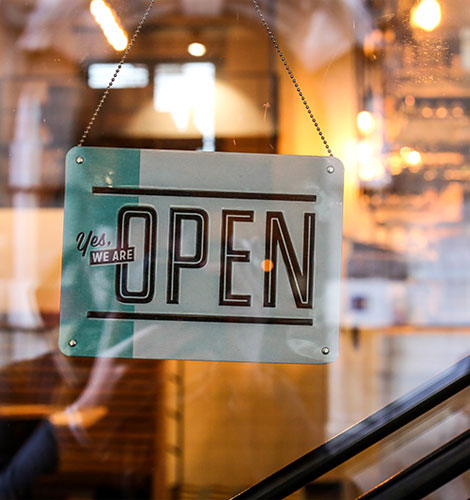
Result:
[60, 147, 343, 363]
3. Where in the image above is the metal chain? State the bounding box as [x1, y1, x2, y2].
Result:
[251, 0, 333, 156]
[78, 0, 155, 147]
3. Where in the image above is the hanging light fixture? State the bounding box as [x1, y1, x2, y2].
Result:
[410, 0, 442, 32]
[188, 42, 207, 57]
[400, 147, 422, 166]
[90, 0, 128, 51]
[356, 111, 375, 135]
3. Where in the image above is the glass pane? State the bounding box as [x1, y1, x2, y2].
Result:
[0, 0, 468, 498]
[329, 388, 470, 499]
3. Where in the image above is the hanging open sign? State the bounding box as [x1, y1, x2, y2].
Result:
[59, 147, 343, 364]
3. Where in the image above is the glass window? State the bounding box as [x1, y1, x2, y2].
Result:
[0, 0, 468, 498]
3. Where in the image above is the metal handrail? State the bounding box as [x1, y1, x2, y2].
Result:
[358, 429, 470, 500]
[231, 355, 470, 500]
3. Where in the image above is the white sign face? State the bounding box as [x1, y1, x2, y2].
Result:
[60, 147, 343, 364]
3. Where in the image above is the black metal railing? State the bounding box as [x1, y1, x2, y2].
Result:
[231, 355, 470, 500]
[358, 429, 470, 499]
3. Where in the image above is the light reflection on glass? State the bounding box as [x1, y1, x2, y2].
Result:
[90, 0, 128, 51]
[88, 63, 149, 89]
[154, 63, 216, 151]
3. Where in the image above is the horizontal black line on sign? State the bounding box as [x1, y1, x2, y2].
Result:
[92, 186, 317, 203]
[87, 311, 313, 326]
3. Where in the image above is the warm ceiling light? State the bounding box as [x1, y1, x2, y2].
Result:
[90, 0, 128, 52]
[401, 147, 422, 166]
[404, 95, 415, 107]
[356, 111, 375, 135]
[452, 105, 464, 118]
[435, 106, 448, 118]
[407, 150, 422, 166]
[188, 42, 207, 57]
[410, 0, 441, 32]
[421, 106, 433, 118]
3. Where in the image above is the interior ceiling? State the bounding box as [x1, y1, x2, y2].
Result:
[6, 0, 374, 70]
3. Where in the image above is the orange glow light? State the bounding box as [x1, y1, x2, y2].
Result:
[421, 106, 434, 118]
[261, 259, 274, 272]
[435, 106, 448, 118]
[405, 95, 415, 106]
[452, 106, 464, 118]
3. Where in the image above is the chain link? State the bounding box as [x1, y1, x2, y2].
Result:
[251, 0, 333, 156]
[78, 0, 155, 147]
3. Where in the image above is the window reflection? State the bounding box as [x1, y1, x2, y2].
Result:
[154, 63, 216, 151]
[88, 63, 149, 89]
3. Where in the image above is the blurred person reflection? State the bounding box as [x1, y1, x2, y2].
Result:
[0, 331, 163, 500]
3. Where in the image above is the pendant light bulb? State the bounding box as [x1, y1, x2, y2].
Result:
[357, 111, 375, 135]
[411, 0, 442, 32]
[188, 42, 207, 57]
[90, 0, 128, 51]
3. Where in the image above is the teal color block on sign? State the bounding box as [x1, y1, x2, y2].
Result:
[60, 147, 140, 358]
